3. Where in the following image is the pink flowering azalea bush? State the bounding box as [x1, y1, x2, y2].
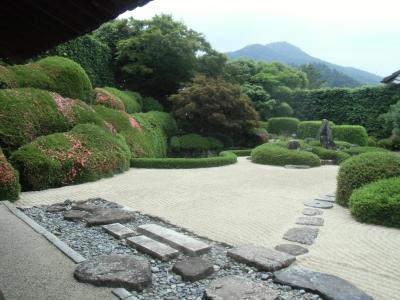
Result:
[10, 124, 131, 191]
[0, 148, 20, 201]
[94, 88, 125, 111]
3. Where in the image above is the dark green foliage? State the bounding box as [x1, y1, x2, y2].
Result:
[251, 143, 321, 167]
[349, 177, 400, 228]
[280, 86, 399, 137]
[0, 148, 20, 201]
[229, 149, 252, 156]
[267, 117, 300, 135]
[310, 146, 350, 164]
[332, 125, 368, 146]
[47, 35, 115, 87]
[336, 152, 400, 207]
[274, 102, 293, 117]
[343, 146, 388, 156]
[169, 134, 222, 156]
[11, 124, 131, 191]
[131, 151, 237, 169]
[104, 87, 142, 113]
[367, 136, 377, 147]
[142, 96, 164, 112]
[377, 138, 393, 149]
[380, 98, 400, 136]
[297, 121, 334, 139]
[207, 137, 224, 152]
[0, 56, 93, 103]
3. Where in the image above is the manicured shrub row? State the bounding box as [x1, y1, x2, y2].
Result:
[310, 146, 350, 164]
[0, 57, 93, 103]
[0, 148, 20, 201]
[131, 151, 237, 169]
[349, 177, 400, 228]
[170, 134, 223, 156]
[267, 117, 300, 135]
[11, 124, 131, 191]
[332, 125, 368, 146]
[336, 152, 400, 207]
[297, 120, 335, 139]
[94, 88, 125, 111]
[0, 88, 105, 152]
[343, 146, 388, 156]
[104, 87, 142, 113]
[251, 143, 321, 167]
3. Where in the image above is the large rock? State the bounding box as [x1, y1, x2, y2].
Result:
[172, 257, 214, 281]
[63, 210, 90, 221]
[288, 140, 301, 150]
[274, 244, 309, 256]
[283, 227, 319, 245]
[274, 267, 373, 300]
[204, 276, 279, 300]
[74, 255, 152, 291]
[84, 208, 135, 226]
[227, 244, 295, 272]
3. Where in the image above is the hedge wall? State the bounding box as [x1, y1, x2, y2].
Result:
[297, 121, 335, 139]
[267, 117, 300, 135]
[281, 86, 399, 137]
[11, 124, 131, 191]
[0, 56, 93, 103]
[0, 148, 20, 201]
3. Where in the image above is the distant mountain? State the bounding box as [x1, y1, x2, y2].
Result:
[225, 42, 382, 86]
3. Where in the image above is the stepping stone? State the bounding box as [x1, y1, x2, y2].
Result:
[137, 224, 211, 256]
[315, 195, 336, 203]
[84, 208, 135, 227]
[102, 223, 135, 239]
[172, 257, 214, 281]
[284, 165, 311, 169]
[204, 276, 279, 300]
[63, 210, 90, 221]
[127, 235, 179, 261]
[74, 255, 152, 291]
[283, 227, 319, 245]
[227, 244, 295, 272]
[304, 200, 333, 209]
[274, 244, 309, 256]
[274, 267, 373, 300]
[302, 207, 323, 216]
[296, 216, 324, 226]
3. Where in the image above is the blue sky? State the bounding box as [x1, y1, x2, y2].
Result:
[120, 0, 399, 76]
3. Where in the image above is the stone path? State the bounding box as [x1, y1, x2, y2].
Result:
[16, 158, 400, 299]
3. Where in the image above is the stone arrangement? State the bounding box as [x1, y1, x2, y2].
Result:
[21, 196, 373, 300]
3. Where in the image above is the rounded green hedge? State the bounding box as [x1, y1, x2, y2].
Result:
[142, 96, 164, 112]
[267, 117, 300, 135]
[251, 143, 321, 167]
[336, 152, 400, 207]
[343, 146, 388, 156]
[0, 148, 20, 201]
[229, 149, 252, 156]
[0, 57, 93, 103]
[332, 125, 368, 146]
[0, 88, 105, 152]
[94, 88, 125, 111]
[349, 177, 400, 228]
[297, 120, 335, 139]
[131, 151, 237, 169]
[310, 146, 350, 164]
[104, 87, 142, 113]
[11, 124, 131, 191]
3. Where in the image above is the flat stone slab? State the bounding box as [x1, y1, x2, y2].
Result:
[274, 244, 309, 256]
[315, 195, 336, 203]
[71, 203, 101, 213]
[74, 255, 152, 291]
[46, 204, 67, 213]
[63, 210, 90, 221]
[284, 165, 311, 169]
[274, 267, 373, 300]
[84, 208, 135, 227]
[204, 276, 279, 300]
[296, 216, 324, 226]
[172, 257, 214, 281]
[304, 200, 333, 209]
[127, 235, 179, 261]
[137, 224, 211, 256]
[283, 227, 319, 245]
[102, 223, 136, 239]
[302, 208, 323, 216]
[227, 244, 295, 272]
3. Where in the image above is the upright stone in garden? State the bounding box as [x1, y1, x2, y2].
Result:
[74, 255, 152, 291]
[172, 257, 214, 281]
[203, 276, 279, 300]
[137, 224, 211, 256]
[274, 267, 373, 300]
[319, 119, 335, 149]
[127, 235, 179, 261]
[283, 227, 319, 245]
[227, 244, 295, 272]
[102, 223, 136, 239]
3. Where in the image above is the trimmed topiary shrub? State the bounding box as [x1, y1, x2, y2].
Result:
[343, 146, 389, 156]
[310, 146, 350, 164]
[251, 143, 321, 167]
[267, 117, 300, 135]
[170, 134, 210, 156]
[332, 125, 368, 146]
[104, 87, 142, 113]
[0, 148, 20, 201]
[336, 152, 400, 207]
[206, 137, 224, 152]
[229, 149, 252, 156]
[142, 96, 164, 112]
[349, 177, 400, 228]
[11, 124, 131, 191]
[131, 151, 237, 169]
[297, 120, 335, 139]
[94, 88, 125, 111]
[0, 88, 106, 152]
